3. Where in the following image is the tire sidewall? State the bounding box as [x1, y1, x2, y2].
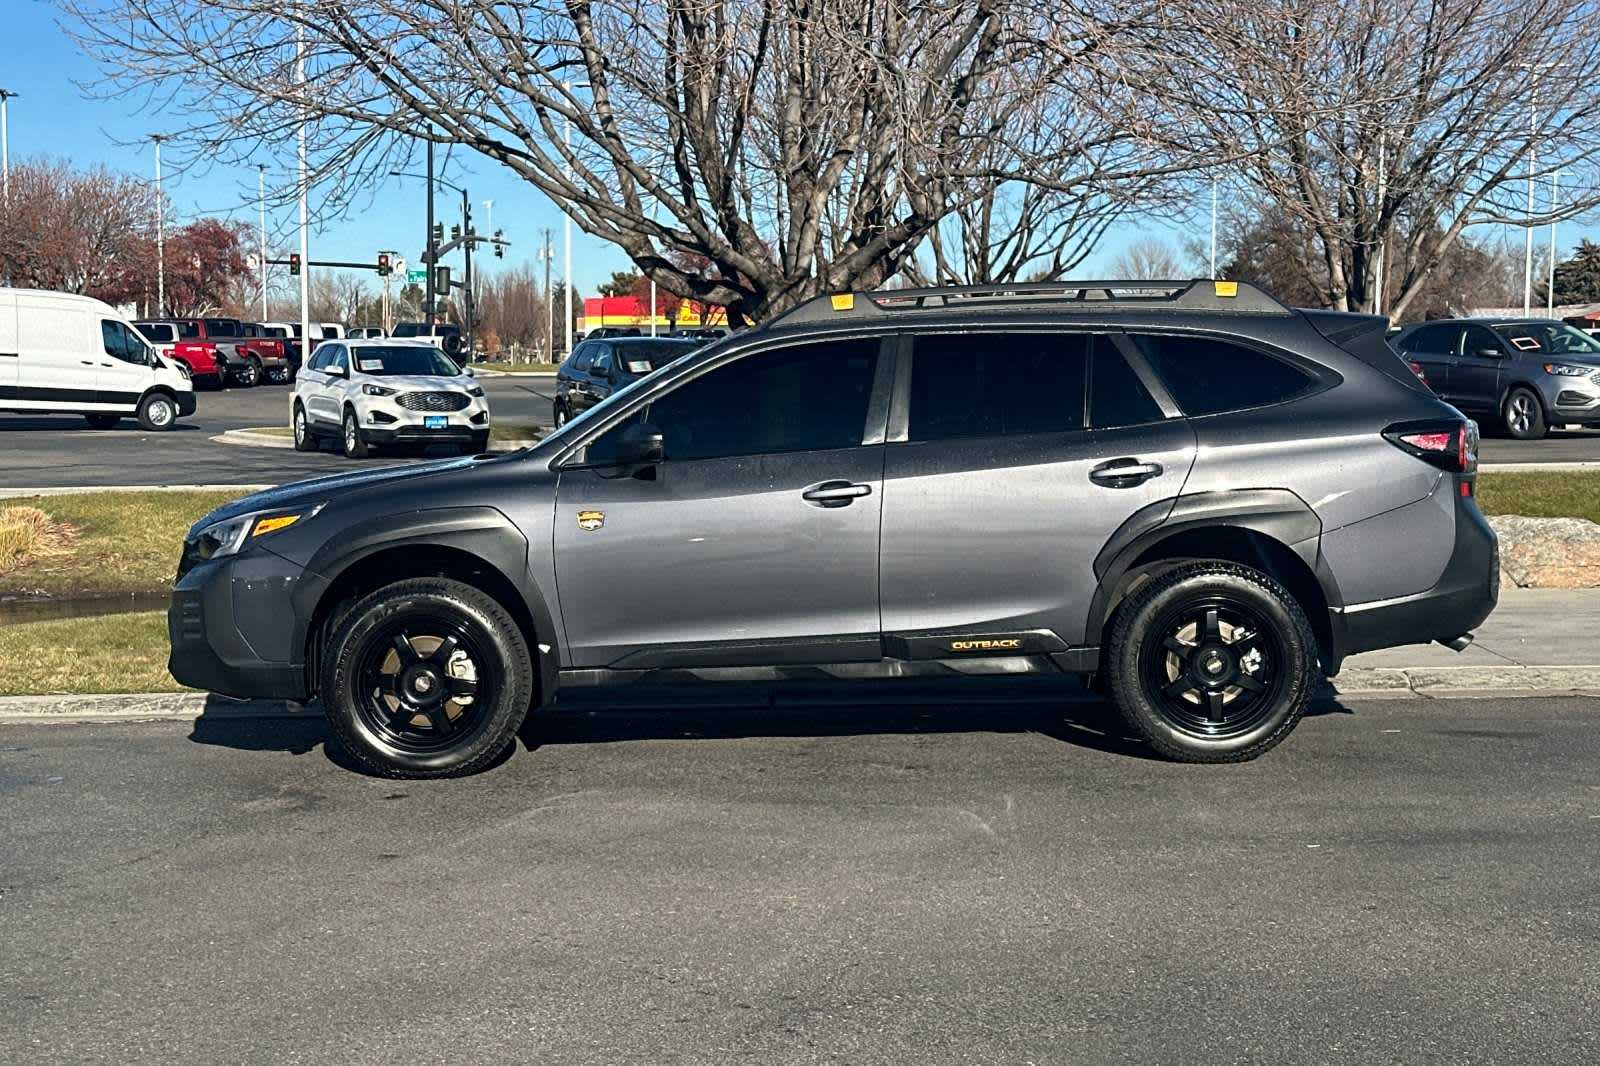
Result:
[1107, 565, 1316, 761]
[138, 393, 176, 431]
[342, 410, 365, 457]
[321, 580, 534, 776]
[1504, 388, 1546, 440]
[293, 404, 311, 450]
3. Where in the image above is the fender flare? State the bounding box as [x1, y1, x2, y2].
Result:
[1084, 489, 1343, 655]
[293, 506, 560, 701]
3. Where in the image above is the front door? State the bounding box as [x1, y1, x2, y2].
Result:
[1450, 325, 1506, 415]
[554, 336, 890, 669]
[304, 344, 347, 425]
[879, 330, 1196, 649]
[96, 319, 153, 410]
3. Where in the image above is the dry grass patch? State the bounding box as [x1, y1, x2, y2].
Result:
[0, 506, 75, 573]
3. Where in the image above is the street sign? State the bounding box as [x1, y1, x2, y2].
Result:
[406, 268, 428, 284]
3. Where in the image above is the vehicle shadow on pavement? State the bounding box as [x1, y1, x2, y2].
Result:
[186, 682, 1358, 773]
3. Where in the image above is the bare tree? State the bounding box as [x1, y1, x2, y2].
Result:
[1109, 237, 1192, 280]
[0, 159, 154, 305]
[65, 1, 1173, 323]
[1124, 0, 1600, 318]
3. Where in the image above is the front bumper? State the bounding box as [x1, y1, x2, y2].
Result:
[177, 392, 197, 416]
[359, 393, 490, 444]
[168, 549, 320, 701]
[1332, 488, 1499, 662]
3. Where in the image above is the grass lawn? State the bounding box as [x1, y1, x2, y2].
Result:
[0, 611, 183, 696]
[468, 361, 559, 374]
[1476, 469, 1600, 525]
[0, 490, 240, 600]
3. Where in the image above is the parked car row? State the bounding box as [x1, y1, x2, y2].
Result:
[1391, 317, 1600, 439]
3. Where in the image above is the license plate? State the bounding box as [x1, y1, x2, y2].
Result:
[424, 415, 447, 429]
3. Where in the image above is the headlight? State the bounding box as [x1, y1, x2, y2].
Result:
[191, 503, 325, 562]
[467, 385, 484, 397]
[1544, 363, 1594, 377]
[363, 383, 397, 396]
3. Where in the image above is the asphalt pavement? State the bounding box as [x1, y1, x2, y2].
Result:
[2, 692, 1597, 1064]
[0, 375, 556, 489]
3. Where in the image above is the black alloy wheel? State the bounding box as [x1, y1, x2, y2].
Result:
[1106, 562, 1316, 762]
[352, 619, 495, 755]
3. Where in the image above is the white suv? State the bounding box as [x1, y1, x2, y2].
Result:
[291, 339, 490, 458]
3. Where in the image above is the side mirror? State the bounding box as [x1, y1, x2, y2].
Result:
[463, 365, 475, 378]
[612, 422, 664, 467]
[329, 364, 348, 379]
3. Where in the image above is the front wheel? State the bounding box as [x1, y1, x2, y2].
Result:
[319, 577, 535, 778]
[1502, 386, 1547, 440]
[1105, 562, 1316, 763]
[342, 409, 369, 458]
[552, 403, 568, 429]
[293, 404, 317, 452]
[135, 392, 178, 431]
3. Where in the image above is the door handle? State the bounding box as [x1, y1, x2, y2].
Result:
[1089, 458, 1164, 487]
[82, 360, 96, 366]
[802, 480, 872, 507]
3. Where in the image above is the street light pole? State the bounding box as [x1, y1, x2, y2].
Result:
[257, 164, 268, 319]
[425, 138, 436, 327]
[1525, 98, 1537, 316]
[151, 134, 168, 315]
[563, 86, 574, 356]
[462, 186, 474, 357]
[0, 89, 15, 209]
[295, 24, 310, 356]
[1208, 177, 1218, 280]
[1549, 170, 1567, 317]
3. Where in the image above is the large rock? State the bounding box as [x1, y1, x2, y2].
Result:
[1488, 514, 1600, 589]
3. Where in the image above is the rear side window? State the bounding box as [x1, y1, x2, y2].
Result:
[135, 323, 175, 344]
[572, 343, 596, 372]
[205, 318, 240, 338]
[909, 332, 1088, 441]
[1131, 334, 1317, 416]
[175, 320, 200, 339]
[1091, 345, 1164, 428]
[1398, 324, 1458, 354]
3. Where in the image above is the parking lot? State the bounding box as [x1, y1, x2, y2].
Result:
[2, 692, 1597, 1064]
[1, 373, 1596, 492]
[0, 374, 556, 489]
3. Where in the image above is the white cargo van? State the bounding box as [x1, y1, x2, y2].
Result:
[0, 288, 195, 430]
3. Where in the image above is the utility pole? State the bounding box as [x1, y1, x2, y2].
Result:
[1525, 98, 1537, 317]
[462, 187, 474, 357]
[1549, 170, 1567, 317]
[257, 164, 269, 319]
[563, 88, 574, 356]
[0, 89, 15, 208]
[151, 134, 168, 315]
[295, 24, 310, 355]
[425, 137, 436, 327]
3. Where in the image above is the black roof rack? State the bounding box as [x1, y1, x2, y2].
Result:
[771, 279, 1291, 328]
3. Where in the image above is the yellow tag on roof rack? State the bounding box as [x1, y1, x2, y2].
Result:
[830, 294, 855, 311]
[1214, 280, 1238, 297]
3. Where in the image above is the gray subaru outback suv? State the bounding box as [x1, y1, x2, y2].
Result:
[169, 280, 1498, 776]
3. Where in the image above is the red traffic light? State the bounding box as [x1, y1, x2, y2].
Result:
[288, 253, 301, 276]
[376, 253, 390, 276]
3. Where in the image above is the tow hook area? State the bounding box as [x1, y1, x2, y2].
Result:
[1438, 633, 1474, 653]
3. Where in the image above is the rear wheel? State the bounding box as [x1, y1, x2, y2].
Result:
[1502, 386, 1547, 440]
[267, 364, 290, 384]
[319, 577, 535, 778]
[292, 403, 317, 451]
[135, 392, 178, 432]
[237, 356, 263, 388]
[84, 414, 121, 430]
[1105, 562, 1316, 763]
[553, 403, 568, 428]
[342, 408, 369, 458]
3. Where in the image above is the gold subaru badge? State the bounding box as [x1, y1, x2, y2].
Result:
[577, 510, 605, 532]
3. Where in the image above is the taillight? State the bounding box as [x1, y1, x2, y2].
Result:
[1408, 360, 1427, 383]
[1383, 419, 1476, 473]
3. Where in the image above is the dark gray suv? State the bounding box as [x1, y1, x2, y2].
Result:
[1393, 318, 1600, 438]
[169, 281, 1499, 776]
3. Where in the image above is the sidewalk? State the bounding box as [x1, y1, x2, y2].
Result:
[1, 590, 1595, 722]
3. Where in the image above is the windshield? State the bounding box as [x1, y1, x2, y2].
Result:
[349, 345, 462, 377]
[1495, 322, 1600, 355]
[541, 348, 699, 445]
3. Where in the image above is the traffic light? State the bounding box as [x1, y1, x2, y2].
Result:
[450, 224, 461, 241]
[493, 229, 504, 259]
[376, 252, 391, 276]
[431, 223, 444, 244]
[288, 253, 301, 276]
[434, 265, 452, 296]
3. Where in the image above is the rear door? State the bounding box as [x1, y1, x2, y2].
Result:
[1397, 323, 1458, 397]
[15, 297, 100, 408]
[1451, 324, 1506, 414]
[554, 335, 891, 668]
[878, 330, 1195, 652]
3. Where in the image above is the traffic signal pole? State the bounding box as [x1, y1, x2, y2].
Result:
[462, 187, 473, 358]
[425, 138, 436, 328]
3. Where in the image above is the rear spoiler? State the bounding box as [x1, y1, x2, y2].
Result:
[1298, 309, 1430, 394]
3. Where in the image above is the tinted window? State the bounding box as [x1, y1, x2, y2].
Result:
[909, 332, 1087, 441]
[391, 322, 423, 338]
[349, 346, 460, 376]
[205, 318, 241, 338]
[1493, 321, 1600, 355]
[134, 322, 175, 344]
[1091, 345, 1164, 428]
[101, 320, 149, 365]
[614, 340, 696, 376]
[1460, 325, 1502, 357]
[588, 339, 880, 463]
[1399, 324, 1457, 354]
[591, 346, 616, 377]
[175, 320, 200, 339]
[1132, 334, 1317, 416]
[571, 342, 597, 372]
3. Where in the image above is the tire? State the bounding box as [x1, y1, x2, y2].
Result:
[237, 356, 263, 388]
[319, 577, 535, 778]
[1502, 386, 1547, 440]
[267, 365, 290, 385]
[293, 403, 317, 452]
[1104, 562, 1317, 763]
[84, 414, 121, 430]
[553, 403, 568, 429]
[342, 408, 369, 458]
[135, 392, 178, 432]
[464, 431, 490, 455]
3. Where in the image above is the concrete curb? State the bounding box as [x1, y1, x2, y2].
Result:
[4, 667, 1599, 723]
[213, 428, 542, 451]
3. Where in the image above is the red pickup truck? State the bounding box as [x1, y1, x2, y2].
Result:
[134, 317, 289, 387]
[133, 320, 225, 388]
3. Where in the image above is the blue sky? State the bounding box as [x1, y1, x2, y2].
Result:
[7, 1, 1577, 298]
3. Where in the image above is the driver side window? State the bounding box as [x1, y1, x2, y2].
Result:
[592, 346, 616, 379]
[1460, 326, 1500, 357]
[101, 320, 150, 365]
